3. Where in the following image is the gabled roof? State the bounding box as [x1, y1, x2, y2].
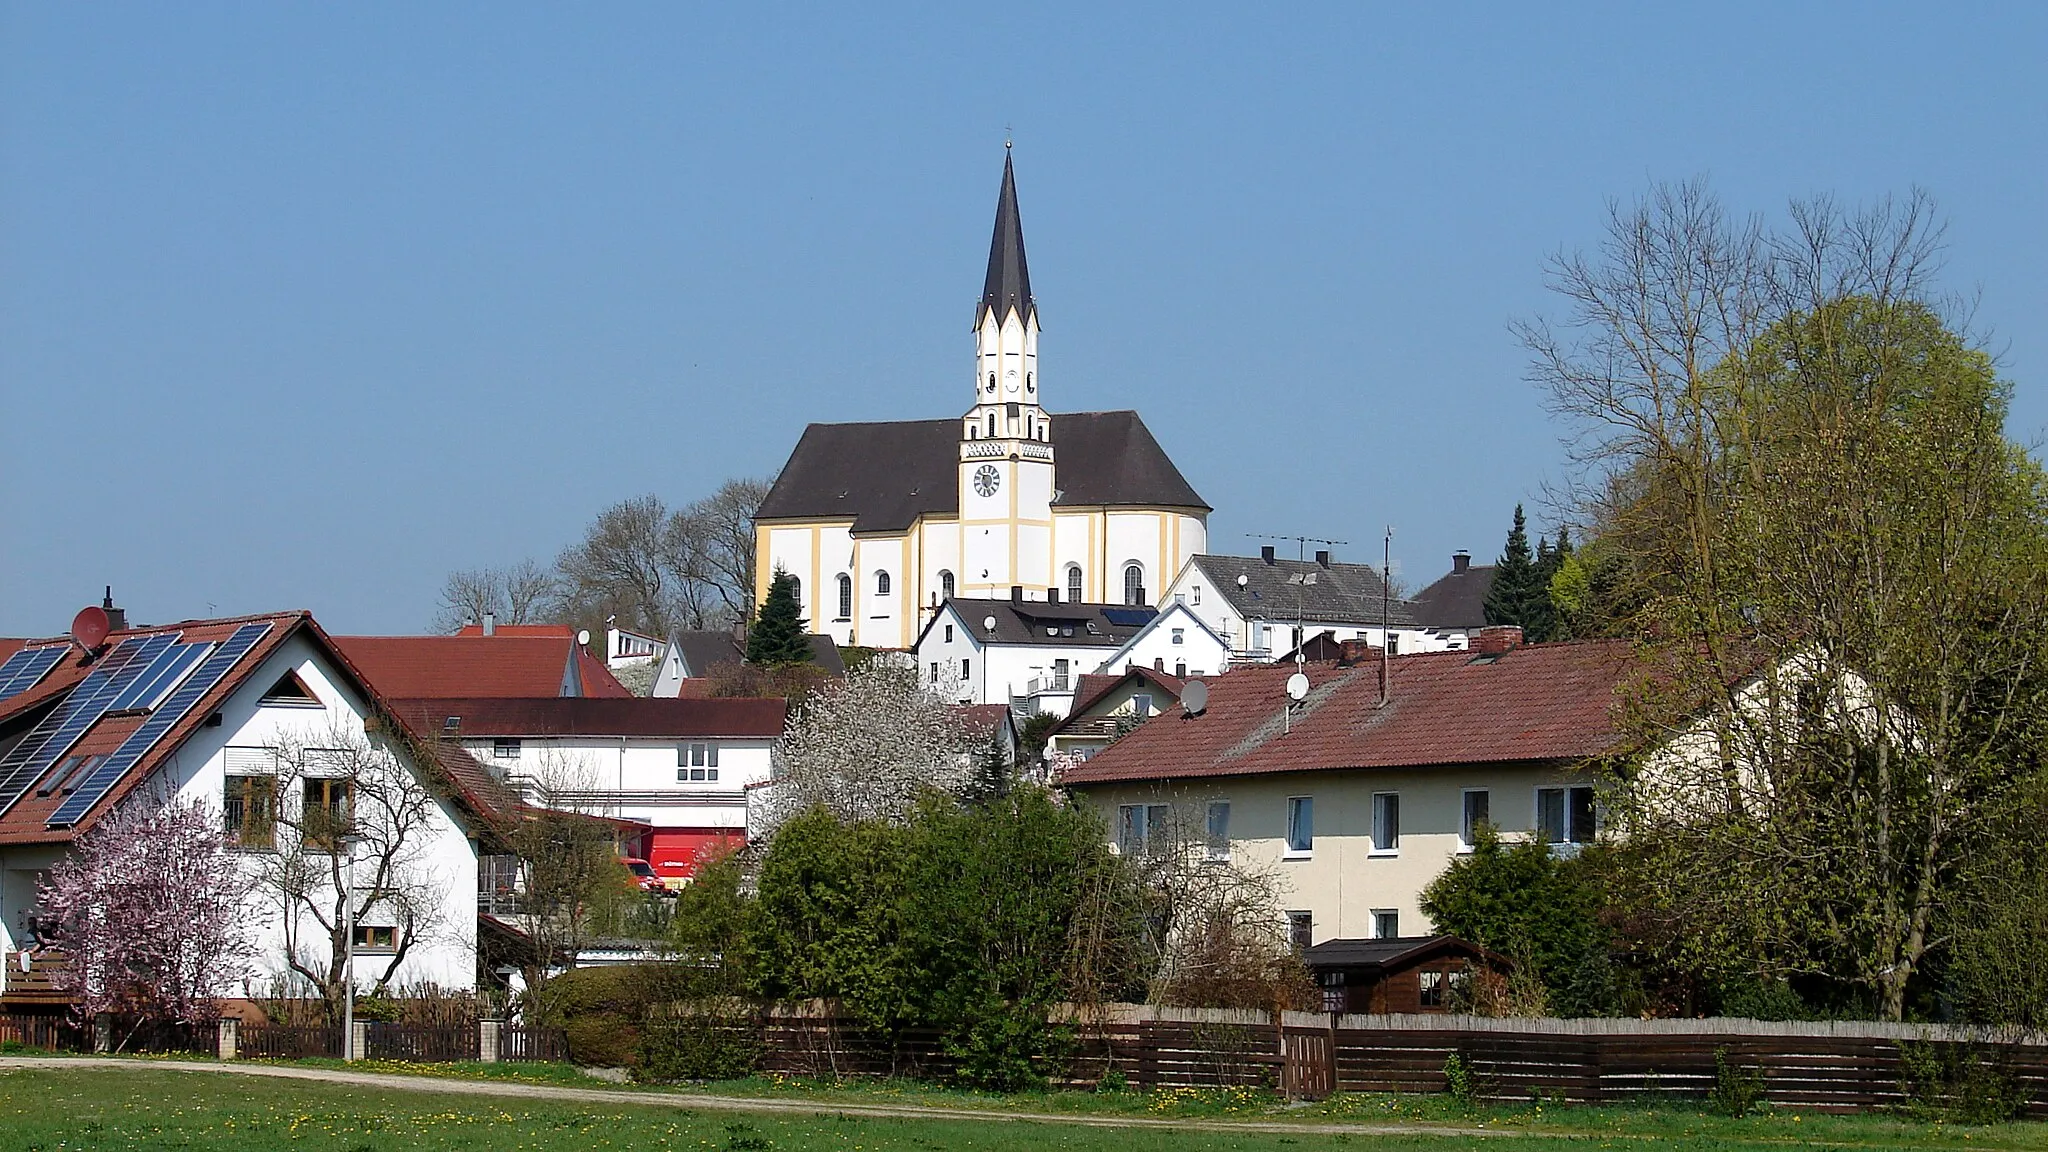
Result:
[0, 612, 518, 845]
[1301, 935, 1511, 973]
[453, 623, 574, 638]
[1091, 601, 1228, 676]
[1409, 562, 1498, 630]
[668, 630, 845, 679]
[927, 597, 1155, 650]
[1063, 665, 1188, 724]
[395, 696, 786, 740]
[979, 150, 1035, 327]
[1057, 639, 1632, 786]
[333, 635, 630, 700]
[755, 411, 1209, 534]
[1185, 554, 1421, 628]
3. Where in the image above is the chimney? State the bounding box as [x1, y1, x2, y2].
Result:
[1338, 638, 1378, 666]
[1453, 550, 1471, 574]
[482, 611, 496, 636]
[1260, 546, 1276, 565]
[1473, 625, 1523, 654]
[1315, 549, 1331, 568]
[1011, 585, 1024, 603]
[101, 586, 127, 632]
[1154, 656, 1166, 671]
[1047, 586, 1060, 604]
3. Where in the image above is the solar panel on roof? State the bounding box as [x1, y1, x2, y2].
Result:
[49, 622, 272, 829]
[1100, 608, 1158, 628]
[108, 640, 214, 713]
[0, 634, 175, 820]
[0, 647, 66, 701]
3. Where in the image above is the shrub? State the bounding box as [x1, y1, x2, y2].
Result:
[1443, 1051, 1479, 1107]
[1897, 1040, 2023, 1124]
[1707, 1047, 1765, 1117]
[636, 998, 763, 1083]
[541, 963, 679, 1068]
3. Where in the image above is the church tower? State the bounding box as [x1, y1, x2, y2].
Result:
[959, 147, 1057, 598]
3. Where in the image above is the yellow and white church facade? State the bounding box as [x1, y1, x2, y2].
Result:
[754, 152, 1210, 649]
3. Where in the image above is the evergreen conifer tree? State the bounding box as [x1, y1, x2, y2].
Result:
[746, 569, 815, 666]
[1483, 504, 1538, 629]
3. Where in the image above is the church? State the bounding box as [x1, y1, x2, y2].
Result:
[754, 152, 1211, 650]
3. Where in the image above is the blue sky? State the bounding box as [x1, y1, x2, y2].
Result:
[5, 3, 2044, 634]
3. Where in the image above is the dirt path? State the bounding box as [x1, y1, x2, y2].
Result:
[0, 1055, 1505, 1139]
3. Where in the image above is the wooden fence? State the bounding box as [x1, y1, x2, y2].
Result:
[239, 1023, 341, 1059]
[364, 1022, 478, 1062]
[743, 1004, 2048, 1117]
[500, 1024, 568, 1063]
[0, 1012, 75, 1051]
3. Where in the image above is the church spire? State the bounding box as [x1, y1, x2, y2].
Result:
[979, 148, 1034, 327]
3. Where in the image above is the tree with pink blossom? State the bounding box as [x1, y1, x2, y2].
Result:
[36, 795, 255, 1038]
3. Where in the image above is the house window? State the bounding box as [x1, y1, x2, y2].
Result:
[259, 671, 320, 706]
[875, 571, 891, 596]
[1171, 628, 1184, 646]
[1116, 803, 1170, 856]
[1123, 563, 1146, 606]
[1205, 801, 1231, 862]
[836, 574, 853, 620]
[1461, 789, 1490, 849]
[1371, 792, 1400, 854]
[352, 925, 398, 952]
[492, 738, 521, 761]
[1130, 693, 1153, 716]
[940, 570, 955, 599]
[302, 778, 352, 851]
[961, 658, 971, 679]
[1193, 586, 1202, 605]
[1372, 909, 1400, 939]
[678, 766, 721, 783]
[1388, 634, 1401, 655]
[930, 662, 940, 683]
[680, 743, 721, 769]
[1052, 659, 1070, 691]
[1285, 795, 1313, 854]
[944, 624, 954, 643]
[1287, 911, 1314, 952]
[1419, 969, 1446, 1008]
[1538, 785, 1597, 845]
[224, 775, 276, 850]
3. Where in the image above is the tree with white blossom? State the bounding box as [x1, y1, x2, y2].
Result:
[36, 796, 255, 1038]
[755, 663, 976, 833]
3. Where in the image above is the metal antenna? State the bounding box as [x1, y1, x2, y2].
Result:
[1245, 533, 1349, 563]
[1379, 526, 1393, 708]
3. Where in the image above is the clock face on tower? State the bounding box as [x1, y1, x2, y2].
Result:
[973, 464, 1002, 498]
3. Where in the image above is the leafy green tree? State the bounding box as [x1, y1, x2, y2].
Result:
[749, 809, 913, 1038]
[745, 568, 814, 666]
[1419, 825, 1610, 1014]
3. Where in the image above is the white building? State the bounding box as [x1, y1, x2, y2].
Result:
[913, 596, 1155, 716]
[0, 610, 510, 1006]
[1162, 550, 1458, 663]
[1089, 601, 1231, 683]
[753, 151, 1211, 651]
[402, 696, 785, 886]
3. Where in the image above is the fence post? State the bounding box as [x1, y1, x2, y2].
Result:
[479, 1018, 501, 1063]
[217, 1017, 239, 1061]
[349, 1020, 369, 1062]
[93, 1014, 111, 1054]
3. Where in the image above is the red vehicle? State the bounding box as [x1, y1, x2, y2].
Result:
[621, 857, 664, 893]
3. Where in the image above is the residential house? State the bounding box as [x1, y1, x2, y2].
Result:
[1089, 601, 1229, 683]
[335, 631, 630, 699]
[1057, 628, 1627, 947]
[1160, 550, 1451, 663]
[1043, 665, 1187, 768]
[1407, 551, 1497, 648]
[913, 595, 1155, 716]
[0, 609, 515, 1007]
[394, 695, 785, 887]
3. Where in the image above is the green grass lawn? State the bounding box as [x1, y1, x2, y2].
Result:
[0, 1064, 2041, 1151]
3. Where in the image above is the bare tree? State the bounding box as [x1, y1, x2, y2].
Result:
[755, 664, 975, 833]
[432, 562, 559, 632]
[502, 558, 556, 624]
[250, 722, 452, 1021]
[682, 476, 775, 623]
[501, 748, 637, 1021]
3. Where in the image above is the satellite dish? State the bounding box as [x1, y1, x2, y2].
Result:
[1180, 680, 1209, 715]
[983, 615, 999, 633]
[1236, 574, 1249, 589]
[1286, 672, 1311, 702]
[576, 629, 592, 647]
[71, 605, 111, 651]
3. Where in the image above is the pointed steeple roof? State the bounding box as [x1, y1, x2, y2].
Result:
[979, 149, 1034, 326]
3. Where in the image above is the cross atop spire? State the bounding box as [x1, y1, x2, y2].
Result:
[979, 151, 1034, 327]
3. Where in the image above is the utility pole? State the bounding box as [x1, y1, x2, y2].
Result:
[1379, 526, 1393, 708]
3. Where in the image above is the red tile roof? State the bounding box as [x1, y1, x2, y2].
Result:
[393, 696, 786, 739]
[333, 635, 631, 700]
[1058, 639, 1634, 786]
[1064, 666, 1186, 722]
[954, 703, 1014, 738]
[0, 612, 520, 845]
[453, 624, 575, 637]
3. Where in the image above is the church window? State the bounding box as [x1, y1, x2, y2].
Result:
[1123, 563, 1147, 607]
[789, 577, 801, 609]
[836, 574, 853, 620]
[875, 571, 891, 596]
[1026, 371, 1034, 394]
[987, 372, 996, 393]
[987, 413, 996, 436]
[1065, 565, 1083, 604]
[940, 570, 955, 599]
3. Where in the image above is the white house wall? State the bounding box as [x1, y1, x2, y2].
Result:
[462, 734, 771, 836]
